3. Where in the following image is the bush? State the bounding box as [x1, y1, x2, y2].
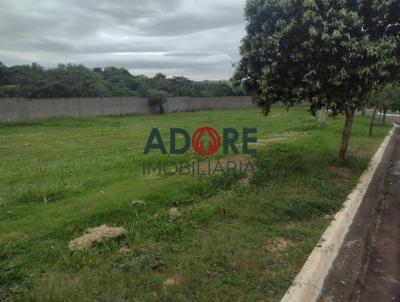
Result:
[146, 89, 168, 114]
[0, 85, 21, 97]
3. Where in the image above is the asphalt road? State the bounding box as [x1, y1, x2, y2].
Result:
[319, 123, 400, 302]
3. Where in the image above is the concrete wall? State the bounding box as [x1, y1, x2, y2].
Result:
[0, 96, 255, 123]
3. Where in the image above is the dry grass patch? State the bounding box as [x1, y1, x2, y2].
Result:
[169, 207, 182, 219]
[328, 166, 354, 179]
[254, 131, 308, 147]
[69, 225, 126, 251]
[231, 253, 267, 273]
[163, 275, 182, 287]
[239, 177, 250, 188]
[264, 238, 293, 254]
[328, 165, 356, 187]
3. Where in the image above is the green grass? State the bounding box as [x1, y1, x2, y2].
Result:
[0, 108, 390, 301]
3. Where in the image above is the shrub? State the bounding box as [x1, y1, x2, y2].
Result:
[146, 89, 168, 114]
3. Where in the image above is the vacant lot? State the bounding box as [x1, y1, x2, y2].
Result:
[0, 108, 390, 301]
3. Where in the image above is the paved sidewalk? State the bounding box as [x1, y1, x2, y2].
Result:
[319, 125, 400, 302]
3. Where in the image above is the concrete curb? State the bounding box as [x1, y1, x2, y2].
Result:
[280, 127, 396, 302]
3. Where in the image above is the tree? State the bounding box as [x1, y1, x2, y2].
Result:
[0, 62, 7, 85]
[391, 90, 400, 113]
[234, 0, 399, 162]
[368, 85, 400, 135]
[0, 63, 20, 97]
[7, 63, 48, 98]
[0, 85, 21, 97]
[0, 62, 245, 99]
[146, 89, 168, 114]
[169, 76, 198, 96]
[102, 66, 142, 96]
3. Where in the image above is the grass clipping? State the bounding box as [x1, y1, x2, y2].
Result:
[69, 225, 126, 252]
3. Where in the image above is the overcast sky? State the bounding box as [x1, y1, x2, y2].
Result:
[0, 0, 247, 80]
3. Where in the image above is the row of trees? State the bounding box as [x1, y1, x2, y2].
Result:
[234, 0, 400, 161]
[0, 63, 245, 99]
[368, 85, 400, 136]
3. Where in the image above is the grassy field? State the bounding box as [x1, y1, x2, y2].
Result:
[0, 108, 390, 301]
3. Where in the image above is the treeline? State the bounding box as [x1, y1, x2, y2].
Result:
[0, 62, 245, 99]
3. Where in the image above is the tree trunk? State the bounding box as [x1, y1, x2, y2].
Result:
[382, 109, 387, 125]
[339, 107, 355, 162]
[369, 108, 377, 136]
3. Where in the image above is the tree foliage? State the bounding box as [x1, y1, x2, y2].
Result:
[0, 63, 245, 99]
[368, 84, 400, 112]
[368, 84, 400, 135]
[234, 0, 399, 160]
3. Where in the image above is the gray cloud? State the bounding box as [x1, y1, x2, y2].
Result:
[141, 8, 243, 36]
[164, 51, 219, 57]
[0, 0, 246, 80]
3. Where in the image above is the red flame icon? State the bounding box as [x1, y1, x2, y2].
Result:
[192, 127, 221, 156]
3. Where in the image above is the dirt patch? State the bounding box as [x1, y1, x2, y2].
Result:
[169, 207, 182, 219]
[284, 222, 300, 230]
[231, 254, 266, 273]
[131, 200, 145, 206]
[163, 276, 181, 287]
[119, 246, 132, 254]
[353, 144, 375, 158]
[69, 225, 126, 251]
[239, 177, 250, 188]
[328, 165, 354, 179]
[264, 238, 293, 254]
